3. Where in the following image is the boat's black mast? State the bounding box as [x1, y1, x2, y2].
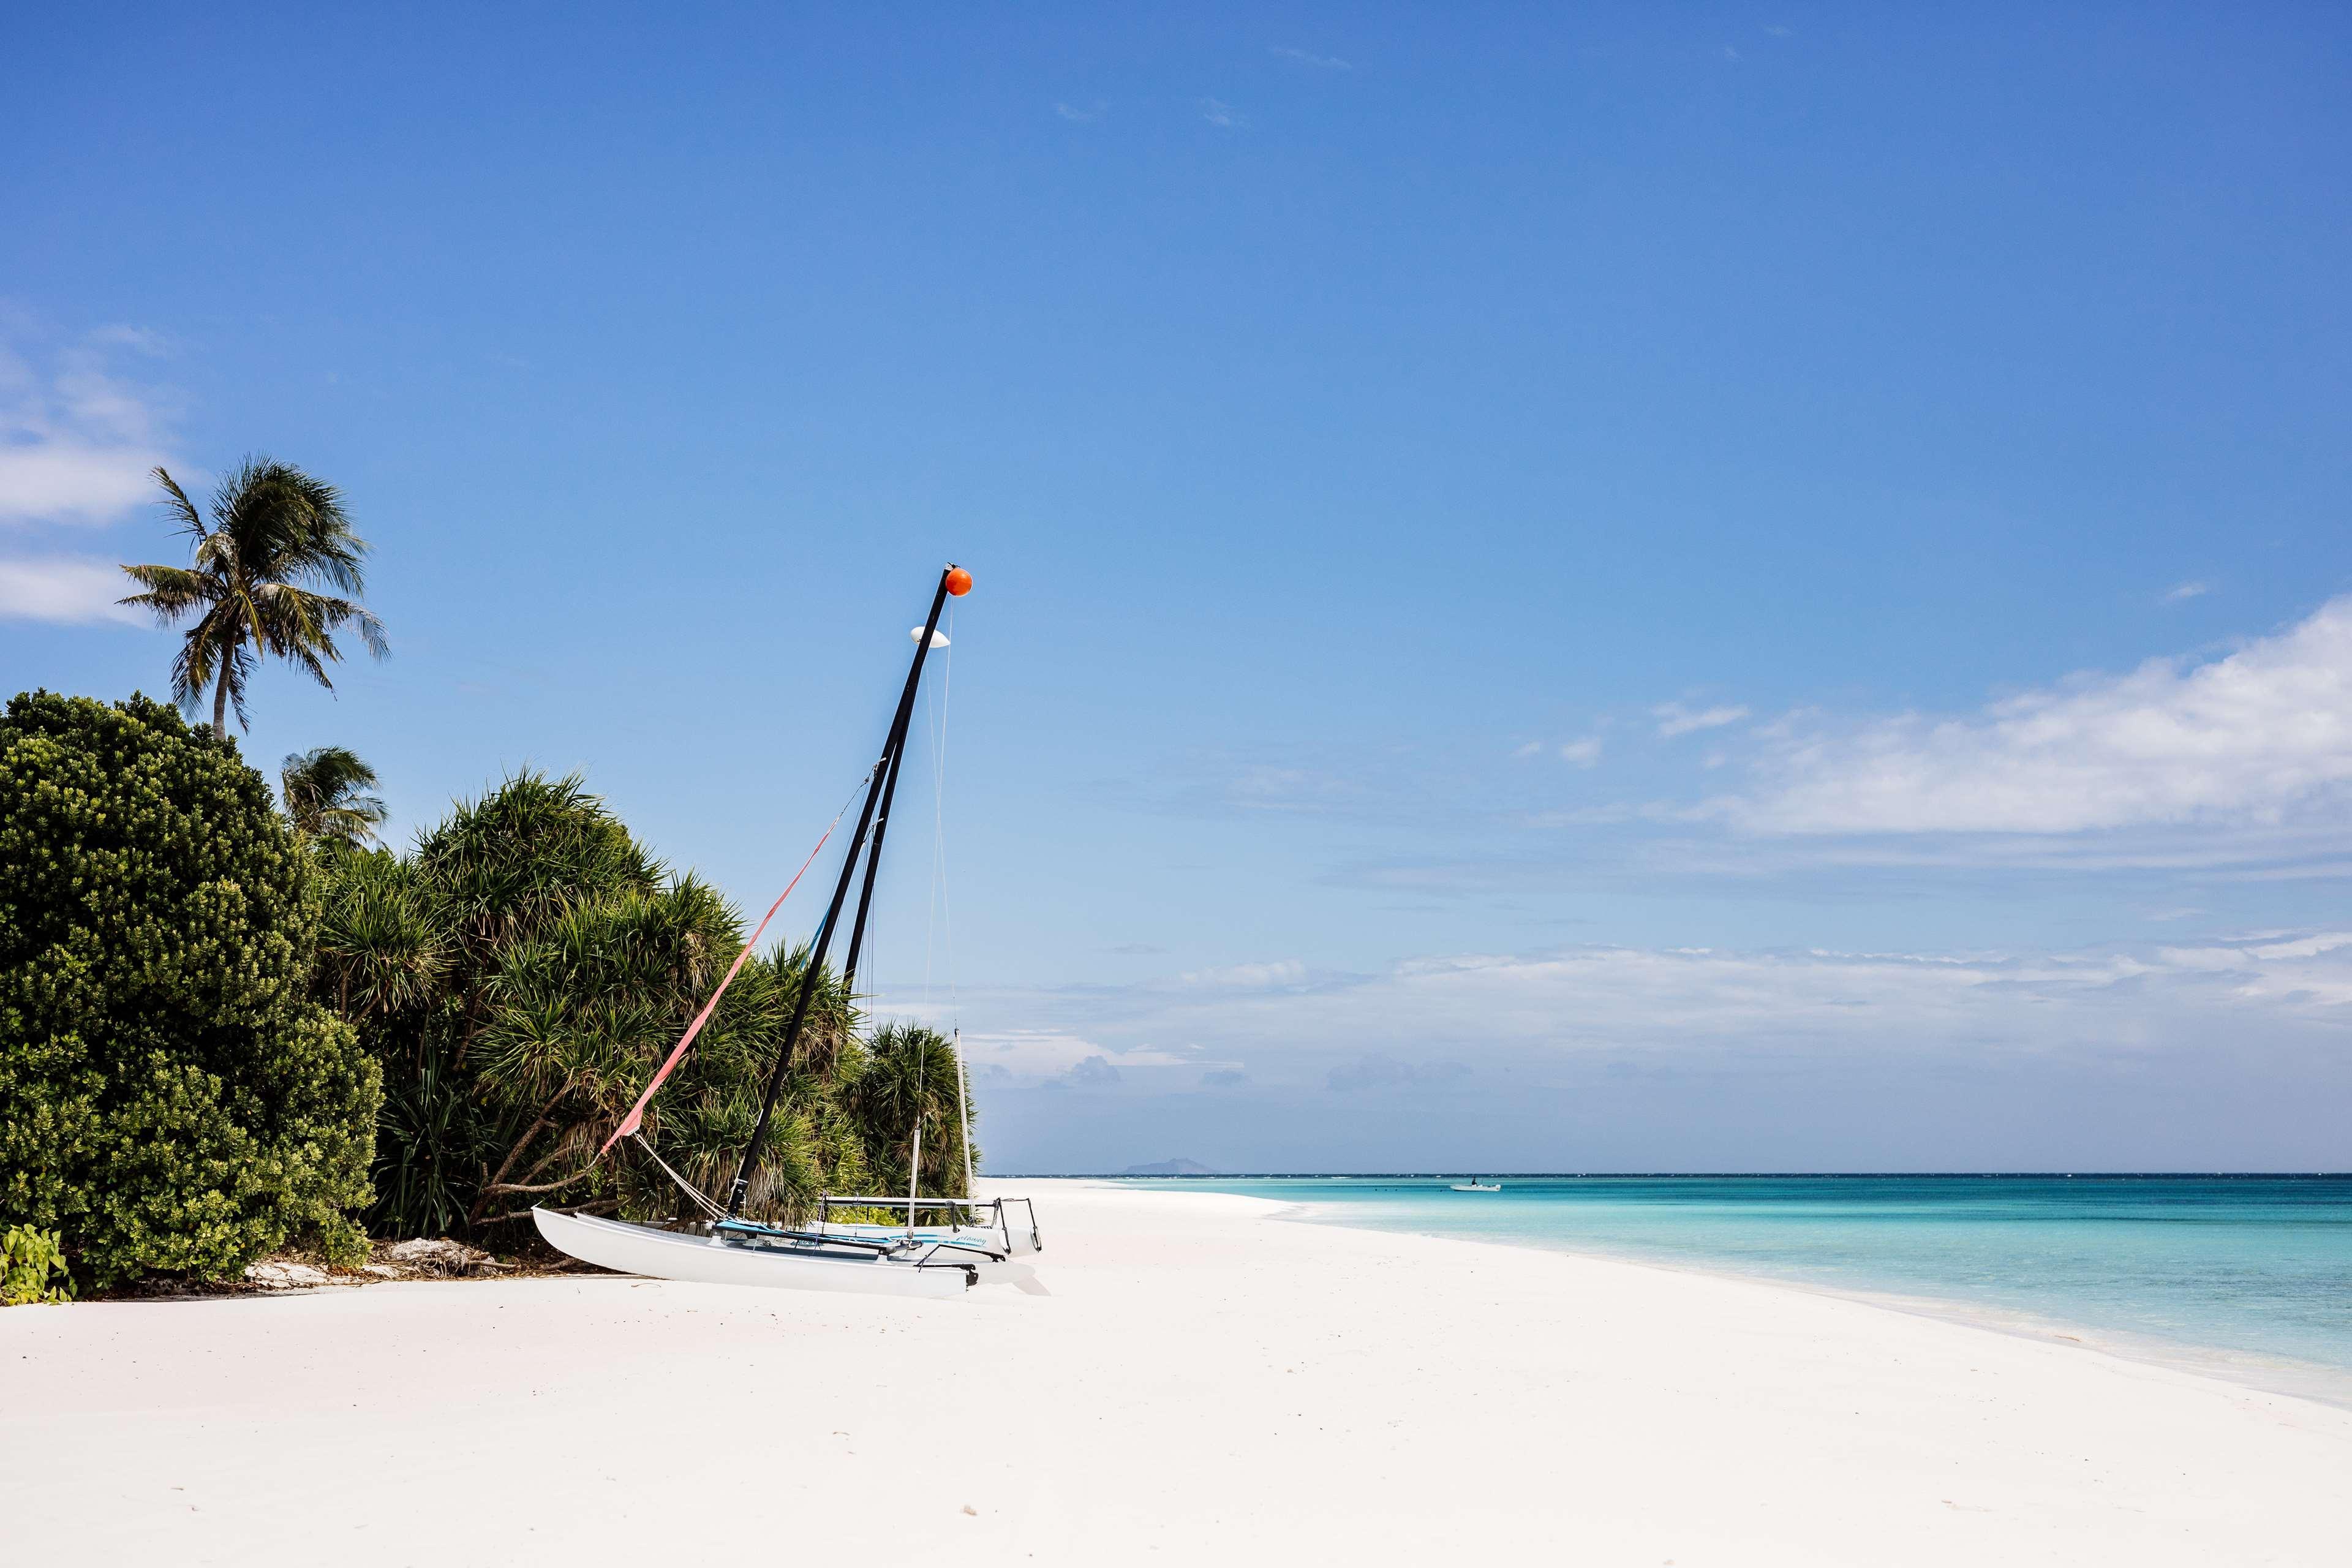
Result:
[839, 728, 907, 997]
[725, 565, 959, 1219]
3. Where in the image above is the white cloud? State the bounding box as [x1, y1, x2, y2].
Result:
[1734, 596, 2352, 834]
[1271, 47, 1352, 70]
[0, 553, 141, 625]
[2163, 581, 2211, 604]
[0, 330, 176, 527]
[1655, 702, 1750, 739]
[1512, 740, 1545, 759]
[935, 930, 2352, 1096]
[1559, 737, 1604, 767]
[1199, 98, 1245, 128]
[929, 1027, 1197, 1084]
[932, 930, 2352, 1167]
[1224, 764, 1358, 812]
[1177, 959, 1306, 990]
[1327, 1055, 1469, 1091]
[1055, 100, 1105, 123]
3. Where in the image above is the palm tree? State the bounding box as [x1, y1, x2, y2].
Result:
[118, 459, 389, 738]
[849, 1023, 974, 1197]
[281, 745, 390, 849]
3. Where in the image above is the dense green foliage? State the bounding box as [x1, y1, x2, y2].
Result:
[318, 771, 974, 1238]
[0, 693, 382, 1286]
[1, 687, 979, 1283]
[2, 1225, 74, 1305]
[856, 1023, 983, 1197]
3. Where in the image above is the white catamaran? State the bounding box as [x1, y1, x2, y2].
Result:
[535, 564, 1042, 1297]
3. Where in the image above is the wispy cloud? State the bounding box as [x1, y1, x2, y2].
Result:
[910, 930, 2352, 1165]
[1655, 702, 1750, 739]
[0, 328, 178, 527]
[1177, 959, 1306, 990]
[0, 326, 179, 630]
[1728, 597, 2352, 835]
[1559, 737, 1604, 768]
[2163, 580, 2211, 605]
[1327, 1055, 1470, 1091]
[1271, 47, 1352, 70]
[913, 929, 2352, 1087]
[0, 553, 142, 625]
[1199, 98, 1246, 129]
[1063, 1055, 1121, 1088]
[1223, 763, 1359, 812]
[942, 1027, 1197, 1083]
[1054, 100, 1106, 123]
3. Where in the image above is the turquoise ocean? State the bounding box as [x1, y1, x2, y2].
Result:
[1122, 1175, 2352, 1406]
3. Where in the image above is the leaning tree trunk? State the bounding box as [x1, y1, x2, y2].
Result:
[211, 661, 232, 739]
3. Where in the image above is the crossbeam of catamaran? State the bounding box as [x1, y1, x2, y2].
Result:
[534, 564, 1042, 1297]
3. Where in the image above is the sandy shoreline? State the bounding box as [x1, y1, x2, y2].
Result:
[7, 1179, 2348, 1565]
[1256, 1194, 2352, 1412]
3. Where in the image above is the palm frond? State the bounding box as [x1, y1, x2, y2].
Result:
[163, 607, 244, 715]
[225, 644, 254, 731]
[150, 467, 206, 540]
[116, 562, 218, 623]
[284, 637, 339, 693]
[282, 745, 390, 846]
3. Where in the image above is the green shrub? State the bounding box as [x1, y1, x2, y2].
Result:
[2, 1224, 74, 1305]
[317, 771, 908, 1235]
[0, 692, 382, 1286]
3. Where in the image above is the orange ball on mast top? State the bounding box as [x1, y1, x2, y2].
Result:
[944, 566, 973, 597]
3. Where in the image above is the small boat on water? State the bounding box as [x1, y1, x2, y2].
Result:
[535, 565, 1041, 1297]
[1451, 1177, 1502, 1192]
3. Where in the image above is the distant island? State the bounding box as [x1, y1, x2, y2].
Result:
[1121, 1158, 1220, 1177]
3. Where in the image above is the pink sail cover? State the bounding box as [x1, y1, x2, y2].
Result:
[601, 812, 846, 1155]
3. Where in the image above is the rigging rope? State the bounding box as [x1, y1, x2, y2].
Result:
[924, 605, 954, 1012]
[956, 1026, 974, 1200]
[600, 766, 875, 1156]
[630, 1132, 725, 1221]
[925, 609, 970, 1197]
[905, 1033, 927, 1239]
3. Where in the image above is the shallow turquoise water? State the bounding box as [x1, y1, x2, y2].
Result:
[1125, 1175, 2352, 1403]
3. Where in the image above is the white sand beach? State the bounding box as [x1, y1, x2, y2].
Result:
[7, 1181, 2348, 1566]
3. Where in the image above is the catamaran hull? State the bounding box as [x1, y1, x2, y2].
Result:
[532, 1208, 1031, 1298]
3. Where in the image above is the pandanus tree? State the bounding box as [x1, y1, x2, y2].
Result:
[467, 890, 861, 1226]
[281, 745, 389, 850]
[312, 769, 869, 1237]
[849, 1023, 976, 1199]
[118, 460, 388, 739]
[325, 771, 665, 1235]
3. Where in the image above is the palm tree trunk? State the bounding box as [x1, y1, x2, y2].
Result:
[210, 662, 232, 739]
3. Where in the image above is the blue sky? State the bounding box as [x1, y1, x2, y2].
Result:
[6, 6, 2351, 1170]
